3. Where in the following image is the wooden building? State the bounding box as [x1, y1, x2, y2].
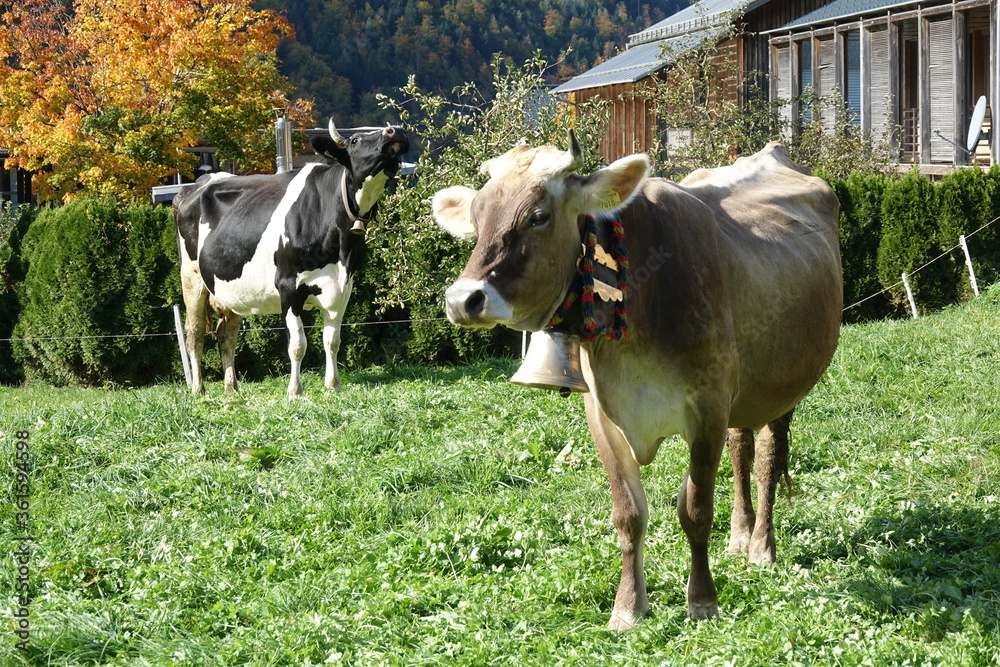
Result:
[767, 0, 995, 172]
[0, 150, 33, 207]
[553, 0, 837, 163]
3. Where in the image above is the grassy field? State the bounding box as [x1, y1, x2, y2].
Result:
[2, 288, 1000, 666]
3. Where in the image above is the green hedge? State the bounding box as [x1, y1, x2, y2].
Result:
[11, 198, 181, 386]
[0, 202, 38, 385]
[6, 167, 1000, 387]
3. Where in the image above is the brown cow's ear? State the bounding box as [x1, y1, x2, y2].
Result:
[578, 153, 650, 214]
[432, 186, 478, 240]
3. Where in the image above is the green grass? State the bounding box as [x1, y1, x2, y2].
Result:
[3, 287, 1000, 665]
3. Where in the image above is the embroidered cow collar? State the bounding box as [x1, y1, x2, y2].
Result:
[548, 214, 629, 341]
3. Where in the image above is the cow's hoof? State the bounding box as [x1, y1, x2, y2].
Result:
[748, 546, 776, 566]
[687, 600, 719, 620]
[607, 608, 642, 632]
[727, 535, 750, 554]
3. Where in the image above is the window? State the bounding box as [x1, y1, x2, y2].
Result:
[799, 39, 813, 125]
[844, 31, 861, 127]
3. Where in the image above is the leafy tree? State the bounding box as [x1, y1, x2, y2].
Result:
[0, 0, 313, 203]
[789, 87, 897, 180]
[636, 20, 786, 176]
[368, 53, 609, 362]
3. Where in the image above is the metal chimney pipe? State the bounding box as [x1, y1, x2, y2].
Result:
[275, 116, 293, 173]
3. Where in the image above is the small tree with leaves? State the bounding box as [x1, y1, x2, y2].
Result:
[0, 0, 313, 203]
[364, 53, 609, 363]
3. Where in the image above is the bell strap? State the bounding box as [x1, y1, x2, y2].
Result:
[341, 171, 370, 235]
[548, 214, 629, 341]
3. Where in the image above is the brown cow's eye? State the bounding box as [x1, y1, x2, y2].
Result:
[527, 210, 550, 228]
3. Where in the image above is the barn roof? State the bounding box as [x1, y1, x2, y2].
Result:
[552, 27, 723, 93]
[553, 0, 765, 94]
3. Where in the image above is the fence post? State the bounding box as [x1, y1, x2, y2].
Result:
[959, 234, 980, 297]
[173, 304, 192, 387]
[901, 272, 919, 319]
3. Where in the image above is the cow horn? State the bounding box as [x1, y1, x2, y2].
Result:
[564, 129, 584, 173]
[328, 118, 348, 148]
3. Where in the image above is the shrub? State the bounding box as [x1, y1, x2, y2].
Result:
[877, 170, 954, 314]
[13, 198, 179, 386]
[831, 172, 893, 322]
[369, 54, 609, 364]
[0, 201, 38, 385]
[936, 166, 1000, 299]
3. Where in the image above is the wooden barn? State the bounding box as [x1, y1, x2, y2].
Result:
[556, 0, 998, 172]
[767, 0, 996, 172]
[553, 0, 838, 163]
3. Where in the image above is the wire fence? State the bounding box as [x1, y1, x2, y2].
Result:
[841, 214, 1000, 313]
[0, 315, 449, 343]
[3, 213, 999, 344]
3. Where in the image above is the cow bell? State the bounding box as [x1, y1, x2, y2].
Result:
[511, 329, 589, 396]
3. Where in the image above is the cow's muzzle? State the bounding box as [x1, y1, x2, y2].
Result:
[445, 279, 512, 327]
[382, 126, 409, 156]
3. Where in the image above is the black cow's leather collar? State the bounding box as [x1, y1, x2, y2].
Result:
[341, 171, 370, 234]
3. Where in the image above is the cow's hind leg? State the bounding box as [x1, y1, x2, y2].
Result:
[285, 310, 308, 398]
[181, 267, 209, 395]
[321, 310, 343, 391]
[748, 409, 794, 565]
[726, 427, 755, 554]
[585, 394, 649, 631]
[678, 413, 727, 619]
[216, 310, 243, 395]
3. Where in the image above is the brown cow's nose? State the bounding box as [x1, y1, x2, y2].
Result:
[445, 279, 513, 326]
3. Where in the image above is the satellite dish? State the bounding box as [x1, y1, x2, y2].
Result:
[966, 95, 989, 153]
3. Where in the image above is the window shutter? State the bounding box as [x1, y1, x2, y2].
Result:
[817, 36, 837, 132]
[928, 16, 955, 162]
[868, 26, 892, 141]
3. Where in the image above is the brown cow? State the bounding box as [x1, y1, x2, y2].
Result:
[432, 135, 842, 629]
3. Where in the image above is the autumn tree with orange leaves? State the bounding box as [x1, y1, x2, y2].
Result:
[0, 0, 313, 202]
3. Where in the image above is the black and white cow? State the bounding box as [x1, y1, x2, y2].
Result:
[173, 120, 409, 396]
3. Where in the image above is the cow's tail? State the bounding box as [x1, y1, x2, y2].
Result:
[779, 467, 795, 504]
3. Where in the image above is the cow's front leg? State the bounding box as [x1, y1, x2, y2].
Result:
[216, 310, 243, 394]
[748, 410, 794, 565]
[284, 309, 308, 398]
[726, 427, 755, 554]
[321, 310, 342, 391]
[678, 417, 726, 619]
[585, 394, 649, 631]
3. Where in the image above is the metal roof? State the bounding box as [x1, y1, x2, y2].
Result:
[629, 0, 762, 46]
[553, 0, 751, 95]
[553, 27, 723, 94]
[766, 0, 921, 32]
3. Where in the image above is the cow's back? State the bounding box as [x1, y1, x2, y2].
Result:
[678, 142, 842, 427]
[173, 172, 236, 262]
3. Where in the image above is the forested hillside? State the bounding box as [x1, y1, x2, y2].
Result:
[258, 0, 682, 124]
